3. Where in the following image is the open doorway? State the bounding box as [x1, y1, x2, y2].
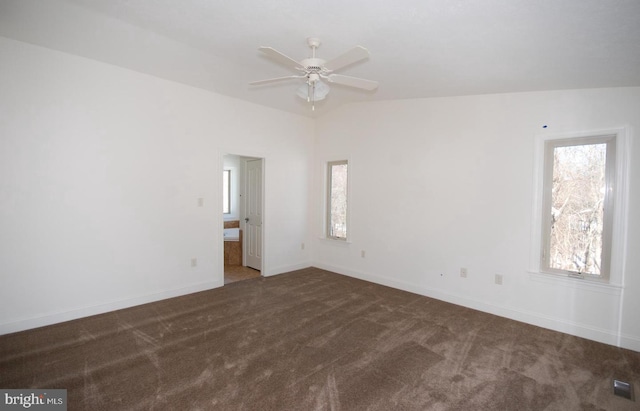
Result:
[223, 154, 263, 284]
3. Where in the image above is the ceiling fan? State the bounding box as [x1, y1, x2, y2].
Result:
[250, 37, 379, 110]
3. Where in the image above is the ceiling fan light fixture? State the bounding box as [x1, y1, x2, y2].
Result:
[296, 79, 330, 102]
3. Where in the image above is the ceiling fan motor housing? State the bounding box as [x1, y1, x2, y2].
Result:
[301, 58, 327, 74]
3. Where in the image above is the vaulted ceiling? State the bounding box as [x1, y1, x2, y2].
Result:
[2, 0, 640, 117]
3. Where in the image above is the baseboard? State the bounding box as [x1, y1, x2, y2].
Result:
[0, 279, 223, 335]
[313, 262, 630, 350]
[263, 261, 312, 277]
[619, 334, 640, 352]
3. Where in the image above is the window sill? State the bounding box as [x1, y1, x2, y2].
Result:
[528, 270, 623, 296]
[319, 237, 352, 246]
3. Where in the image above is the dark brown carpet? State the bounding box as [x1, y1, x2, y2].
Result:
[1, 267, 638, 410]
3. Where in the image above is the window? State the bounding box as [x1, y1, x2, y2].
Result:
[326, 160, 348, 240]
[223, 169, 231, 214]
[540, 134, 617, 281]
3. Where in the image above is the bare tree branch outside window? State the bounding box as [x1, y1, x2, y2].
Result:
[549, 143, 606, 275]
[328, 162, 348, 239]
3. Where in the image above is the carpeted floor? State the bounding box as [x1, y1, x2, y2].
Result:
[1, 267, 638, 410]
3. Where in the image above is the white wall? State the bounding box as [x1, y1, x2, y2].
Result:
[313, 88, 640, 351]
[0, 37, 313, 333]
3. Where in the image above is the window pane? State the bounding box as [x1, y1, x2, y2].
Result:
[549, 143, 606, 275]
[223, 170, 230, 214]
[329, 162, 348, 239]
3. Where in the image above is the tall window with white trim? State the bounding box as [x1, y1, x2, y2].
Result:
[327, 160, 348, 240]
[223, 169, 231, 214]
[541, 135, 616, 280]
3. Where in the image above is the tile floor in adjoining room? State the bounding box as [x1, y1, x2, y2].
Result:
[224, 265, 260, 284]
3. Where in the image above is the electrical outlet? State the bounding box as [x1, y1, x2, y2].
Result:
[460, 268, 468, 278]
[301, 242, 305, 250]
[191, 258, 197, 268]
[495, 274, 503, 285]
[361, 250, 366, 258]
[197, 198, 204, 207]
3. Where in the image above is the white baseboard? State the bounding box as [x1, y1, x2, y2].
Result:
[263, 261, 312, 277]
[5, 264, 638, 353]
[0, 279, 223, 335]
[313, 262, 631, 350]
[619, 334, 640, 352]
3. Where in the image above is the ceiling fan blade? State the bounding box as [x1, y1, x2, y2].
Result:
[259, 47, 304, 70]
[327, 74, 378, 91]
[324, 46, 370, 71]
[249, 75, 305, 86]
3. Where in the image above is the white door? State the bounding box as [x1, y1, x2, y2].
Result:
[244, 159, 262, 270]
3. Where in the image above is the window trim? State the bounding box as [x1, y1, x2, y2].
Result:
[529, 127, 629, 288]
[325, 159, 349, 241]
[541, 135, 615, 281]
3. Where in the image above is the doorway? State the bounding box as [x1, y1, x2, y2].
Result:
[223, 154, 263, 284]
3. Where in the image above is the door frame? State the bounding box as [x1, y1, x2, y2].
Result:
[219, 149, 266, 283]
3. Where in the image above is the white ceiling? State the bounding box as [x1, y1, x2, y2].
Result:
[1, 0, 640, 117]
